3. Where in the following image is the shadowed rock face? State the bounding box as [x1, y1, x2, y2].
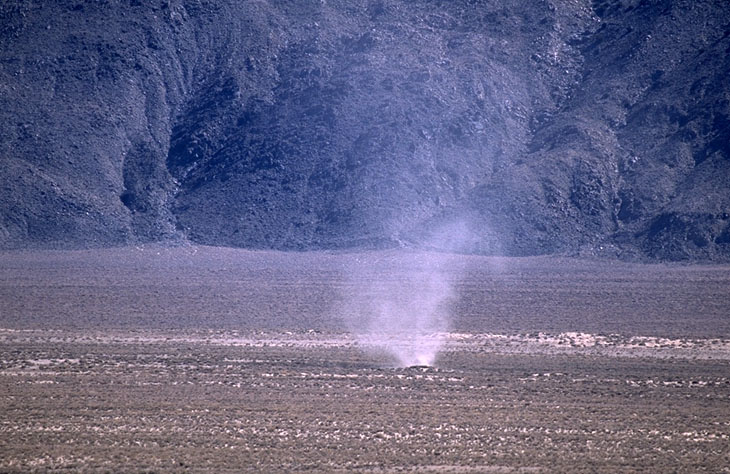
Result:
[1, 0, 728, 260]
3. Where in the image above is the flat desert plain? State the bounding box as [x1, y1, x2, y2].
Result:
[1, 246, 729, 472]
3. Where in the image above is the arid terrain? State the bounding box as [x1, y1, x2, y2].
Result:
[3, 1, 730, 261]
[1, 246, 729, 472]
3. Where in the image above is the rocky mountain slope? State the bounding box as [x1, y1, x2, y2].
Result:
[1, 0, 728, 260]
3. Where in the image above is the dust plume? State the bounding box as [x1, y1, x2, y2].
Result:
[341, 220, 475, 367]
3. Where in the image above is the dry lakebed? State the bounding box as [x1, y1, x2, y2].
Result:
[1, 246, 729, 472]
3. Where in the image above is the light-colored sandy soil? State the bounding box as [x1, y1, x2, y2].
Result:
[1, 246, 729, 472]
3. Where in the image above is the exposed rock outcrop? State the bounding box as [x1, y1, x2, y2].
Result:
[1, 0, 728, 260]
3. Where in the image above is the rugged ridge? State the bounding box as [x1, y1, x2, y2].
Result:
[1, 0, 729, 260]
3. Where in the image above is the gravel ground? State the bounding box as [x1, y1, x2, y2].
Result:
[1, 246, 729, 472]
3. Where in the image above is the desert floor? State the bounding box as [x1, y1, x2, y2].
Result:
[1, 246, 729, 472]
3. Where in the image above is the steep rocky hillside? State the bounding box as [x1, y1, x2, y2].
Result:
[1, 0, 728, 260]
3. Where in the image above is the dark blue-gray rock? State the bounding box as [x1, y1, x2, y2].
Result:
[1, 0, 729, 261]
